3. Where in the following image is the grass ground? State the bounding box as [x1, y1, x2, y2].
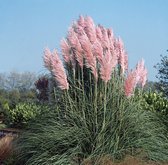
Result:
[0, 135, 168, 165]
[83, 156, 168, 165]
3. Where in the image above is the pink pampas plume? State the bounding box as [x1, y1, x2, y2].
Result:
[107, 28, 115, 54]
[107, 28, 114, 38]
[135, 59, 147, 87]
[74, 23, 85, 36]
[100, 50, 113, 83]
[135, 59, 144, 82]
[67, 28, 83, 68]
[100, 26, 110, 49]
[84, 16, 97, 43]
[140, 68, 148, 87]
[124, 70, 137, 97]
[141, 67, 147, 87]
[124, 53, 128, 73]
[51, 49, 69, 90]
[60, 39, 71, 63]
[61, 38, 76, 68]
[125, 59, 148, 97]
[78, 32, 98, 80]
[77, 15, 85, 28]
[92, 40, 103, 63]
[96, 26, 103, 43]
[68, 27, 82, 51]
[107, 28, 118, 68]
[116, 38, 128, 74]
[111, 50, 119, 71]
[43, 48, 53, 71]
[100, 49, 118, 83]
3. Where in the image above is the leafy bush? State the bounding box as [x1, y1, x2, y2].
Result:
[16, 16, 168, 164]
[6, 102, 42, 128]
[142, 91, 168, 133]
[0, 87, 37, 125]
[143, 91, 168, 114]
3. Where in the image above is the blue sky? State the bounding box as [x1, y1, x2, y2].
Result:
[0, 0, 168, 81]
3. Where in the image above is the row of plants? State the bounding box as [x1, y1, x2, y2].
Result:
[1, 16, 168, 165]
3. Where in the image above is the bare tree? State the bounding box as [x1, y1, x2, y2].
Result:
[0, 71, 37, 91]
[19, 72, 37, 91]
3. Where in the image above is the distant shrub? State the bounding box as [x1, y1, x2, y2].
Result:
[35, 76, 49, 102]
[6, 102, 42, 128]
[143, 91, 168, 114]
[142, 91, 168, 133]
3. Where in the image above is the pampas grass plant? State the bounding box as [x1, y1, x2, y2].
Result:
[15, 16, 168, 165]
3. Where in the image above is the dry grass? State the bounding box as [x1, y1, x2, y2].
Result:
[0, 135, 14, 161]
[82, 155, 168, 165]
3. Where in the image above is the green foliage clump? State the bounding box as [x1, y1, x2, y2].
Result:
[6, 102, 42, 128]
[143, 91, 168, 114]
[142, 91, 168, 134]
[0, 88, 37, 125]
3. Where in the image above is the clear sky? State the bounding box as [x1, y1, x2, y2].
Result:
[0, 0, 168, 81]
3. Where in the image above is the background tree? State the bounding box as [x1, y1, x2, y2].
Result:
[3, 71, 37, 91]
[154, 50, 168, 97]
[0, 71, 38, 124]
[143, 81, 157, 91]
[35, 76, 49, 102]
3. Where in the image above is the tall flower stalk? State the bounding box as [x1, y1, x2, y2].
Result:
[44, 49, 69, 90]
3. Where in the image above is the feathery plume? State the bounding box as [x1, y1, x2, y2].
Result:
[96, 26, 103, 43]
[141, 68, 147, 87]
[107, 28, 115, 54]
[92, 40, 103, 63]
[77, 15, 85, 28]
[51, 49, 69, 90]
[67, 28, 83, 68]
[78, 32, 98, 80]
[43, 48, 53, 71]
[84, 16, 97, 43]
[116, 38, 128, 74]
[74, 23, 85, 36]
[60, 39, 71, 63]
[100, 50, 113, 83]
[107, 28, 118, 69]
[61, 38, 76, 68]
[124, 53, 128, 73]
[125, 59, 147, 97]
[68, 28, 81, 51]
[124, 70, 137, 97]
[100, 26, 110, 49]
[100, 49, 118, 83]
[135, 59, 147, 87]
[135, 59, 144, 82]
